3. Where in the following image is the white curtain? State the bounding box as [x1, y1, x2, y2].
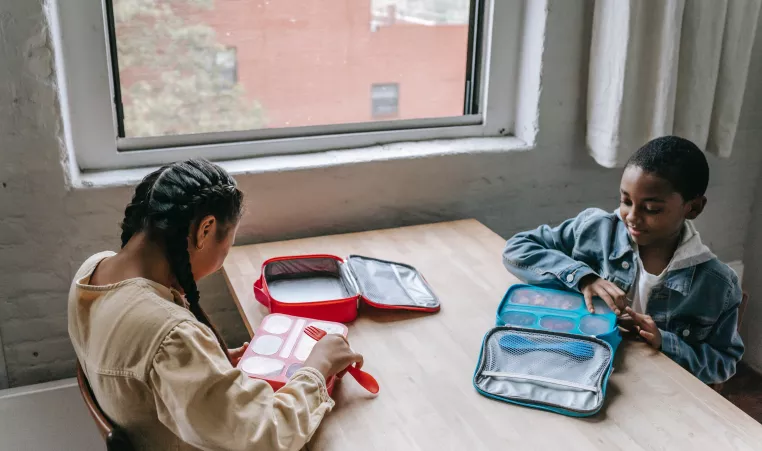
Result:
[587, 0, 761, 168]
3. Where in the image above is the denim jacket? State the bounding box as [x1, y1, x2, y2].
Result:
[502, 208, 744, 384]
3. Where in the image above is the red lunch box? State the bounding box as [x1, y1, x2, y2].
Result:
[253, 254, 440, 323]
[237, 314, 347, 395]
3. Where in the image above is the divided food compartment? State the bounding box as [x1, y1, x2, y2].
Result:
[496, 285, 616, 337]
[237, 314, 348, 395]
[254, 254, 440, 323]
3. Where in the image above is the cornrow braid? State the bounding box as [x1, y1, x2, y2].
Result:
[119, 159, 243, 364]
[120, 167, 167, 247]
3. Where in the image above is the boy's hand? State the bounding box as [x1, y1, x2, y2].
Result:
[228, 342, 249, 366]
[625, 307, 662, 349]
[579, 275, 625, 315]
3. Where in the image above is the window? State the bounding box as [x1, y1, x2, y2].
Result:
[52, 0, 522, 170]
[371, 83, 400, 118]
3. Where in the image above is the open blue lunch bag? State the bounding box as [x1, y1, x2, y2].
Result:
[473, 285, 622, 417]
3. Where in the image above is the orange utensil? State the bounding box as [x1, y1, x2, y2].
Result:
[304, 326, 380, 394]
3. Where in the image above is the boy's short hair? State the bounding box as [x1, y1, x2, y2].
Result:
[625, 135, 709, 200]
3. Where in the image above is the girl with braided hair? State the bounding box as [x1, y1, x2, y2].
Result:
[68, 159, 362, 451]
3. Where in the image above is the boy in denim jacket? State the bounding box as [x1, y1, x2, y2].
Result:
[503, 136, 744, 384]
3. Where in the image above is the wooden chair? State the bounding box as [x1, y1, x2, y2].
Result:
[738, 291, 749, 331]
[711, 291, 749, 394]
[76, 361, 134, 451]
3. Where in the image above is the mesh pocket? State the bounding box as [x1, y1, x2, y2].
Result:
[347, 256, 438, 308]
[475, 328, 612, 414]
[482, 329, 610, 389]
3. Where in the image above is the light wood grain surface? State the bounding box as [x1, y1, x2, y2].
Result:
[222, 220, 762, 451]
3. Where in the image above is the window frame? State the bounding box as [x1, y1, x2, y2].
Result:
[51, 0, 524, 171]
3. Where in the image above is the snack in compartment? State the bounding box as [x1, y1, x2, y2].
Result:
[539, 316, 576, 333]
[510, 288, 581, 311]
[286, 363, 304, 378]
[579, 315, 612, 336]
[501, 311, 537, 327]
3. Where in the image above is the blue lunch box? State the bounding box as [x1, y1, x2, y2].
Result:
[496, 284, 621, 351]
[473, 285, 621, 417]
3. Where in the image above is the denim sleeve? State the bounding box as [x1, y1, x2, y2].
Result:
[660, 281, 745, 385]
[502, 209, 598, 291]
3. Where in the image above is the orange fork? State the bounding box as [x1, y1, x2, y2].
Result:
[304, 326, 379, 394]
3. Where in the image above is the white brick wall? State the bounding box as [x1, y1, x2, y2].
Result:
[1, 0, 762, 387]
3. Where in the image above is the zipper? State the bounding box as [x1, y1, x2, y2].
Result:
[480, 371, 597, 392]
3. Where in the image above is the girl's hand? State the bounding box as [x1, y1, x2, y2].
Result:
[625, 307, 662, 349]
[228, 342, 249, 366]
[304, 334, 364, 380]
[579, 275, 625, 315]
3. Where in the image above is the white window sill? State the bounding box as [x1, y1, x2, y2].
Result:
[73, 136, 531, 189]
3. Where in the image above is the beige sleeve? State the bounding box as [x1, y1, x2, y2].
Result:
[149, 321, 335, 451]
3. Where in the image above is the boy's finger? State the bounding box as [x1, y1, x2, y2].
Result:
[639, 329, 656, 344]
[606, 281, 625, 296]
[625, 306, 645, 323]
[600, 285, 623, 314]
[613, 292, 627, 310]
[602, 280, 626, 307]
[617, 316, 635, 330]
[584, 290, 595, 313]
[604, 281, 625, 299]
[627, 308, 657, 329]
[596, 290, 620, 315]
[629, 310, 652, 330]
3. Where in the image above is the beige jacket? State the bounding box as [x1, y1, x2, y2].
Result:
[68, 252, 334, 451]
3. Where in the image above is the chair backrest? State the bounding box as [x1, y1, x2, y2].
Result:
[76, 361, 134, 451]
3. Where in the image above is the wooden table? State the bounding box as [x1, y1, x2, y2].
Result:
[222, 220, 762, 451]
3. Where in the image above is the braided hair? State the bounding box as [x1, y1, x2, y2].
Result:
[120, 159, 243, 363]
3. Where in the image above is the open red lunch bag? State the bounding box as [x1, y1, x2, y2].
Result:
[253, 254, 440, 322]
